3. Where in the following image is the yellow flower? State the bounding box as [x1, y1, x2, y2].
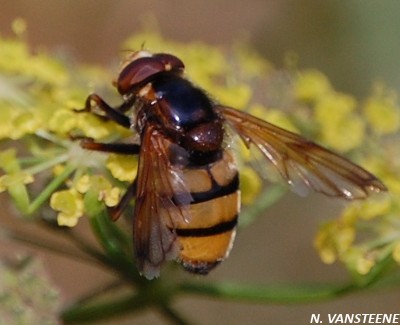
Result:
[314, 221, 355, 264]
[0, 38, 30, 75]
[0, 107, 19, 139]
[361, 149, 400, 195]
[340, 203, 362, 224]
[0, 149, 34, 192]
[385, 178, 400, 196]
[181, 43, 228, 86]
[50, 189, 84, 227]
[239, 167, 262, 205]
[106, 154, 138, 182]
[75, 174, 91, 193]
[314, 92, 357, 123]
[10, 111, 42, 139]
[363, 87, 400, 135]
[313, 93, 365, 151]
[77, 113, 115, 139]
[333, 224, 356, 255]
[0, 149, 19, 171]
[48, 109, 78, 134]
[11, 18, 27, 36]
[318, 114, 365, 152]
[75, 174, 121, 207]
[355, 254, 375, 275]
[2, 27, 399, 283]
[236, 138, 254, 163]
[294, 69, 332, 103]
[393, 242, 400, 264]
[249, 104, 299, 133]
[357, 196, 392, 220]
[52, 164, 66, 176]
[104, 187, 121, 207]
[213, 84, 252, 110]
[314, 224, 337, 264]
[316, 245, 337, 264]
[27, 52, 69, 86]
[342, 248, 375, 275]
[0, 34, 68, 87]
[0, 172, 34, 193]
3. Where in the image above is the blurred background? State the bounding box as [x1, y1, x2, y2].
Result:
[1, 1, 400, 324]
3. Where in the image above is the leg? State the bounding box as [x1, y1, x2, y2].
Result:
[80, 138, 140, 155]
[82, 94, 131, 129]
[108, 180, 137, 221]
[114, 95, 137, 113]
[80, 138, 139, 221]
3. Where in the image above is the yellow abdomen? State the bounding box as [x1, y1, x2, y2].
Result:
[169, 150, 240, 274]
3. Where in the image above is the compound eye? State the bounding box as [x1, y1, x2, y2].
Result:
[117, 57, 164, 95]
[153, 53, 185, 71]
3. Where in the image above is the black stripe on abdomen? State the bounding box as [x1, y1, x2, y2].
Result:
[175, 215, 238, 237]
[190, 172, 239, 204]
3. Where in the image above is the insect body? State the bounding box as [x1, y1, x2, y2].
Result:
[81, 50, 386, 279]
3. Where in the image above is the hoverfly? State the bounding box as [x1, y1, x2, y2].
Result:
[80, 50, 387, 279]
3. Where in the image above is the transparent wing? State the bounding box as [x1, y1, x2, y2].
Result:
[133, 125, 192, 279]
[218, 106, 386, 199]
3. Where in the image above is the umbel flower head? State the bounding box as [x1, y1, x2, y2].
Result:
[0, 21, 398, 279]
[0, 25, 272, 227]
[314, 143, 400, 276]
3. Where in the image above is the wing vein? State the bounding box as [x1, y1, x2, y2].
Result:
[218, 105, 386, 199]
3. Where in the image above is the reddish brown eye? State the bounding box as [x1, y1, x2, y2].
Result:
[117, 57, 165, 95]
[116, 53, 186, 96]
[153, 53, 185, 71]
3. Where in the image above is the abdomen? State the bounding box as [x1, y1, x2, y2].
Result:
[169, 149, 240, 274]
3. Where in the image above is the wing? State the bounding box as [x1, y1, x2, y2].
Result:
[217, 106, 387, 199]
[133, 124, 192, 279]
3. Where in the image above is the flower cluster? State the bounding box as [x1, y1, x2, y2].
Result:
[296, 72, 400, 277]
[0, 22, 399, 280]
[314, 147, 400, 277]
[0, 25, 270, 228]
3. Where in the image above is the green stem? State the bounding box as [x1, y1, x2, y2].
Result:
[57, 262, 400, 324]
[27, 163, 76, 214]
[62, 281, 190, 324]
[24, 153, 69, 175]
[61, 292, 148, 324]
[158, 305, 193, 325]
[353, 252, 395, 287]
[87, 206, 141, 283]
[179, 258, 400, 305]
[35, 129, 72, 148]
[178, 281, 355, 304]
[369, 269, 400, 289]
